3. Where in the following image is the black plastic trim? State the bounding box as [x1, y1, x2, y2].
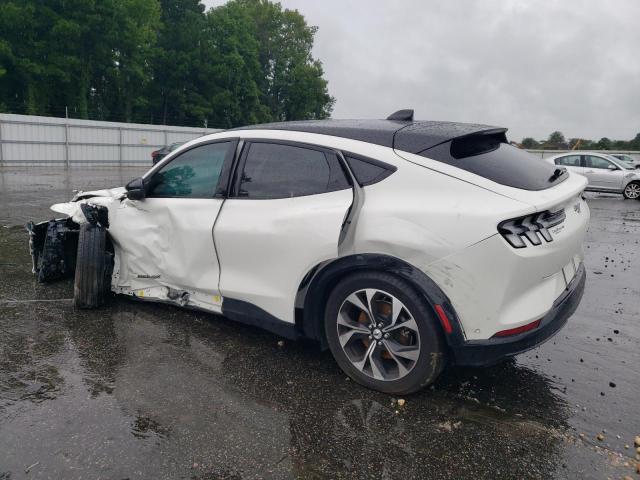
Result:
[451, 263, 586, 366]
[222, 298, 299, 340]
[342, 152, 397, 186]
[297, 254, 467, 349]
[386, 109, 414, 121]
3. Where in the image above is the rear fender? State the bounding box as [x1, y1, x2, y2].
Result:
[297, 253, 466, 349]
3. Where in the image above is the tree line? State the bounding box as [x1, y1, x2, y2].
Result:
[521, 131, 640, 151]
[0, 0, 334, 128]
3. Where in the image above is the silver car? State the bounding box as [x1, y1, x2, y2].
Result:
[546, 152, 640, 200]
[610, 153, 640, 170]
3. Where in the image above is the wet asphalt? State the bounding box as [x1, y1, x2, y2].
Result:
[0, 167, 639, 480]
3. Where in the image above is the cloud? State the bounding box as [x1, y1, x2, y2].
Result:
[202, 0, 640, 141]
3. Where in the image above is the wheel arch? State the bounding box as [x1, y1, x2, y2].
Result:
[295, 253, 466, 349]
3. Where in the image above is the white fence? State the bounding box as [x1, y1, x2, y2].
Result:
[1, 113, 638, 167]
[0, 113, 220, 167]
[525, 149, 640, 161]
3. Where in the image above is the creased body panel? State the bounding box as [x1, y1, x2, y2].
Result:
[215, 189, 353, 323]
[426, 195, 589, 339]
[351, 158, 536, 270]
[108, 197, 224, 311]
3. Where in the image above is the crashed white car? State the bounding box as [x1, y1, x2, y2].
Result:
[28, 110, 589, 394]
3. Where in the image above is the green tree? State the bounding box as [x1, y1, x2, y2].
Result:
[225, 0, 334, 121]
[149, 0, 208, 125]
[0, 0, 333, 127]
[595, 137, 612, 150]
[521, 137, 539, 149]
[543, 131, 567, 149]
[104, 0, 161, 123]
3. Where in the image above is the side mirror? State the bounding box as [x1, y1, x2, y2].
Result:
[607, 164, 618, 171]
[125, 177, 146, 200]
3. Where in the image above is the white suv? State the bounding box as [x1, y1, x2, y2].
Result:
[546, 152, 640, 199]
[28, 110, 590, 394]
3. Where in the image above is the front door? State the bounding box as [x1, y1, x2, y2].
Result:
[109, 140, 236, 311]
[214, 140, 354, 324]
[584, 155, 623, 191]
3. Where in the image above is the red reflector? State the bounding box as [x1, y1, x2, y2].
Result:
[434, 304, 453, 335]
[493, 319, 541, 338]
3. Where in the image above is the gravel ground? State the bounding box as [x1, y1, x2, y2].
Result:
[0, 167, 639, 480]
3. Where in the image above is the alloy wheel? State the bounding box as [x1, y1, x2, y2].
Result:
[624, 183, 640, 199]
[337, 289, 421, 381]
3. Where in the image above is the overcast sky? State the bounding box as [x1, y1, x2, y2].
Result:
[203, 0, 640, 141]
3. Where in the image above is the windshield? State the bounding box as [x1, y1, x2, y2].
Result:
[606, 155, 633, 170]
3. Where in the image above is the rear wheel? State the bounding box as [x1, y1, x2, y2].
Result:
[324, 272, 447, 395]
[623, 181, 640, 200]
[73, 223, 110, 309]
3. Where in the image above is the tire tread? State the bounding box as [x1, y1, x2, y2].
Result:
[73, 223, 107, 309]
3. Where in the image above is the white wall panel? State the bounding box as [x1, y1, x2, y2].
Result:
[69, 126, 119, 144]
[0, 113, 217, 166]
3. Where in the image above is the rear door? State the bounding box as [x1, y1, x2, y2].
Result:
[214, 140, 353, 324]
[584, 155, 623, 191]
[553, 154, 585, 176]
[109, 140, 236, 311]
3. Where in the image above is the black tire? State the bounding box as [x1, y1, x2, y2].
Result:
[622, 181, 640, 200]
[324, 271, 447, 395]
[73, 223, 108, 309]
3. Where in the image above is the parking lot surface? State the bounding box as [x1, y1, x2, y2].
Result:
[1, 167, 639, 479]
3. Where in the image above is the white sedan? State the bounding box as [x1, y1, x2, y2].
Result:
[546, 152, 640, 199]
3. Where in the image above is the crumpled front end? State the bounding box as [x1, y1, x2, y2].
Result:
[27, 218, 79, 283]
[26, 189, 119, 283]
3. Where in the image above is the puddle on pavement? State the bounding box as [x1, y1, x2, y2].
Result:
[1, 181, 639, 479]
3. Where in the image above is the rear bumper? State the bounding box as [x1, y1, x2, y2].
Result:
[451, 263, 586, 367]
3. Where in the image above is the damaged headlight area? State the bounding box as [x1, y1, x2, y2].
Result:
[27, 218, 79, 283]
[26, 204, 110, 283]
[498, 209, 566, 248]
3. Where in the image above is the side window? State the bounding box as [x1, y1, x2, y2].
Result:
[586, 155, 613, 169]
[345, 155, 395, 186]
[237, 143, 350, 199]
[147, 142, 231, 198]
[555, 155, 582, 167]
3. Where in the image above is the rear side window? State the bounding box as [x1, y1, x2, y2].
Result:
[555, 155, 582, 167]
[344, 155, 395, 186]
[237, 142, 350, 199]
[147, 142, 230, 198]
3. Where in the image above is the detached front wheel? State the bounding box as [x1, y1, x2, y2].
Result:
[324, 272, 447, 395]
[73, 223, 110, 309]
[623, 181, 640, 200]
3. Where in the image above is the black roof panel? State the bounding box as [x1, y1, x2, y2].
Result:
[235, 119, 506, 153]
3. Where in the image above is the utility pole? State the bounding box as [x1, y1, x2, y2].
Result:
[64, 106, 70, 168]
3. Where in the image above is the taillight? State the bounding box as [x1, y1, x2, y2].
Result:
[498, 209, 566, 248]
[493, 319, 541, 337]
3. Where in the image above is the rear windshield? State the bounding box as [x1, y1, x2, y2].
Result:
[419, 139, 566, 191]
